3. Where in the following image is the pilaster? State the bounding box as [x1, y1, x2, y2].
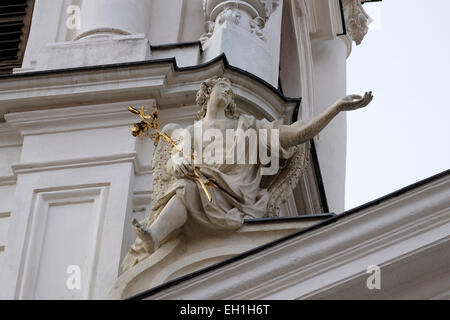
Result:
[201, 0, 283, 86]
[0, 100, 155, 299]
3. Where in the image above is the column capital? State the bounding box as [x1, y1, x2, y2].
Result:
[201, 0, 280, 43]
[203, 0, 280, 20]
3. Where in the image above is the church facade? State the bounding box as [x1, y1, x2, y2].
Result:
[0, 0, 448, 300]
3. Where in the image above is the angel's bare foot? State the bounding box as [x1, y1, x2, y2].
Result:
[132, 218, 155, 254]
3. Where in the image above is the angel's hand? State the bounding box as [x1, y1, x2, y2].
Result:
[337, 91, 373, 112]
[172, 155, 194, 179]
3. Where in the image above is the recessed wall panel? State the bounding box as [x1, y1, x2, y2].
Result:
[33, 201, 95, 300]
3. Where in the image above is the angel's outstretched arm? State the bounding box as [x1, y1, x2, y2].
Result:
[279, 92, 373, 149]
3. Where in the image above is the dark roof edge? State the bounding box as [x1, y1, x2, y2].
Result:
[337, 0, 347, 36]
[130, 168, 450, 300]
[244, 213, 336, 224]
[151, 40, 202, 53]
[361, 0, 382, 4]
[0, 53, 300, 104]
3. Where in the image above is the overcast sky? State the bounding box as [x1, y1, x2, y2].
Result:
[345, 0, 450, 210]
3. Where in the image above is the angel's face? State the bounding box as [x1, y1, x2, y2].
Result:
[208, 80, 233, 111]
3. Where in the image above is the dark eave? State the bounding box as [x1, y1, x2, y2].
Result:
[151, 40, 203, 53]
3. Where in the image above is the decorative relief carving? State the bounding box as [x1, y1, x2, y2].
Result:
[200, 0, 280, 44]
[259, 0, 280, 19]
[200, 21, 215, 45]
[262, 143, 311, 217]
[218, 6, 242, 25]
[249, 16, 266, 40]
[343, 0, 372, 45]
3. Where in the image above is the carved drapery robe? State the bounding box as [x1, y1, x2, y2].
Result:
[122, 114, 295, 270]
[169, 114, 295, 230]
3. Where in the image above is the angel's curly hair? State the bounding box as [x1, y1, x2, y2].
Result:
[196, 77, 238, 120]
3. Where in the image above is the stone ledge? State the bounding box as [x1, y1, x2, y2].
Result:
[34, 34, 151, 71]
[109, 214, 334, 299]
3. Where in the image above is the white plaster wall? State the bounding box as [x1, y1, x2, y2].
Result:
[279, 0, 302, 97]
[21, 0, 197, 71]
[264, 0, 283, 88]
[179, 0, 205, 42]
[311, 37, 348, 213]
[21, 0, 283, 86]
[0, 249, 4, 273]
[148, 0, 185, 44]
[0, 99, 156, 299]
[76, 0, 152, 39]
[0, 197, 12, 272]
[0, 184, 17, 273]
[0, 127, 22, 274]
[34, 34, 151, 71]
[0, 147, 20, 178]
[0, 163, 135, 299]
[19, 126, 136, 163]
[150, 45, 200, 67]
[20, 0, 74, 70]
[33, 200, 100, 299]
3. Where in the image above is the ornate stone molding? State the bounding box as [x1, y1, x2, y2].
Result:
[74, 28, 131, 41]
[109, 215, 334, 299]
[343, 0, 372, 45]
[200, 0, 280, 44]
[217, 6, 242, 25]
[0, 56, 294, 121]
[249, 16, 266, 40]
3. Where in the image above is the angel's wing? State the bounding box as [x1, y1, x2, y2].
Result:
[147, 123, 182, 225]
[261, 141, 311, 217]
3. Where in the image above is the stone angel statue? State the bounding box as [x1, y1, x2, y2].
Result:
[121, 77, 373, 272]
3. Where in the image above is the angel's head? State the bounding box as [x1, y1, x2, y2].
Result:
[196, 77, 237, 120]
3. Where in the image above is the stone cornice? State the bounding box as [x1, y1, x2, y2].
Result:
[11, 152, 151, 176]
[4, 101, 154, 136]
[0, 123, 22, 147]
[0, 55, 300, 123]
[0, 175, 16, 187]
